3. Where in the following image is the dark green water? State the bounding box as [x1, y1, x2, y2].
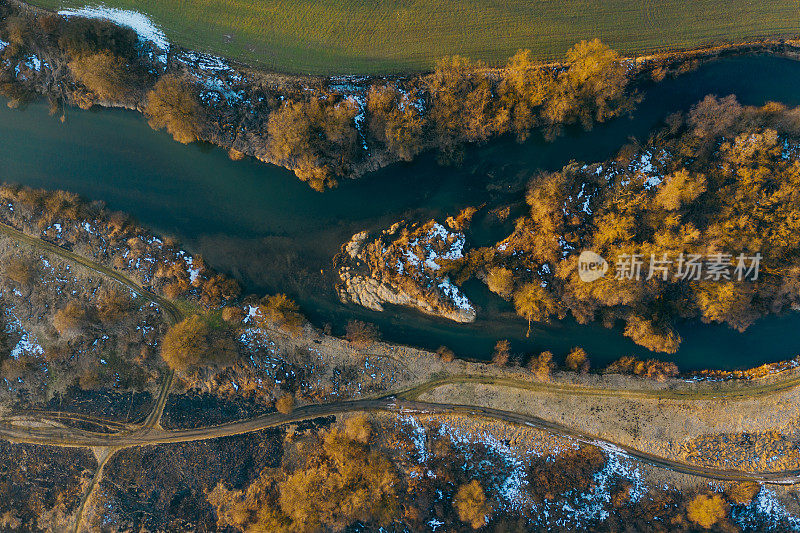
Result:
[2, 54, 800, 369]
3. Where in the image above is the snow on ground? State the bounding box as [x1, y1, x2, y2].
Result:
[9, 327, 44, 359]
[398, 415, 727, 531]
[403, 413, 799, 530]
[782, 139, 800, 161]
[177, 50, 230, 71]
[395, 223, 465, 273]
[174, 51, 247, 105]
[24, 55, 42, 71]
[2, 309, 44, 360]
[441, 421, 531, 510]
[628, 148, 672, 190]
[58, 5, 169, 61]
[328, 75, 370, 94]
[400, 416, 531, 511]
[400, 415, 430, 464]
[380, 221, 473, 313]
[396, 85, 426, 113]
[346, 94, 369, 151]
[0, 39, 8, 52]
[428, 223, 465, 261]
[732, 487, 800, 531]
[437, 278, 473, 312]
[548, 446, 648, 526]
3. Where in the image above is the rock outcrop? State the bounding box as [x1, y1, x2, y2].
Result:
[336, 220, 476, 323]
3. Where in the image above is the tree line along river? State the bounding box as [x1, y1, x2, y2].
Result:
[2, 54, 800, 369]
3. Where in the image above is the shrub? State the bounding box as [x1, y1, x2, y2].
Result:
[145, 75, 204, 144]
[221, 306, 244, 324]
[253, 294, 304, 334]
[68, 52, 144, 103]
[344, 415, 372, 444]
[513, 283, 558, 335]
[727, 482, 760, 505]
[436, 345, 455, 363]
[160, 315, 209, 371]
[366, 85, 424, 161]
[160, 315, 236, 371]
[53, 300, 88, 338]
[345, 320, 380, 349]
[275, 394, 294, 414]
[486, 266, 513, 298]
[528, 351, 555, 381]
[95, 287, 133, 323]
[4, 257, 33, 286]
[266, 98, 359, 191]
[58, 17, 140, 60]
[200, 274, 240, 307]
[453, 480, 492, 529]
[686, 493, 728, 529]
[492, 339, 511, 366]
[605, 356, 679, 381]
[623, 316, 681, 354]
[278, 428, 398, 530]
[528, 445, 606, 500]
[565, 347, 590, 373]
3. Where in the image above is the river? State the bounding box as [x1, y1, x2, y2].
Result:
[2, 54, 800, 369]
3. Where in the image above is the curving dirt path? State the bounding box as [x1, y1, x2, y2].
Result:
[0, 221, 183, 324]
[3, 397, 800, 485]
[0, 221, 182, 532]
[2, 218, 800, 532]
[395, 372, 800, 401]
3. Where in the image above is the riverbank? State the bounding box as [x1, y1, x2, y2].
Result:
[3, 179, 800, 474]
[2, 182, 800, 530]
[20, 0, 800, 75]
[4, 0, 800, 189]
[5, 53, 800, 367]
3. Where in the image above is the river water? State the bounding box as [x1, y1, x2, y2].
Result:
[2, 54, 800, 369]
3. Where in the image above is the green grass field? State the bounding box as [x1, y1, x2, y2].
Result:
[30, 0, 800, 75]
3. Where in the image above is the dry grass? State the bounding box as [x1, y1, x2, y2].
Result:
[418, 379, 800, 471]
[31, 0, 800, 74]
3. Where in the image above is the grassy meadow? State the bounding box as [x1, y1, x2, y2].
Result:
[30, 0, 800, 75]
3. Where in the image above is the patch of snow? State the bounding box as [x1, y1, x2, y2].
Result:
[178, 50, 230, 71]
[59, 6, 169, 59]
[781, 139, 800, 161]
[400, 416, 430, 463]
[24, 55, 42, 71]
[436, 420, 530, 510]
[643, 174, 663, 189]
[403, 248, 421, 268]
[732, 487, 800, 530]
[437, 278, 474, 311]
[428, 518, 444, 531]
[346, 94, 369, 151]
[9, 328, 44, 359]
[424, 253, 441, 271]
[199, 76, 243, 103]
[328, 75, 370, 94]
[244, 304, 259, 324]
[184, 255, 200, 282]
[635, 151, 654, 173]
